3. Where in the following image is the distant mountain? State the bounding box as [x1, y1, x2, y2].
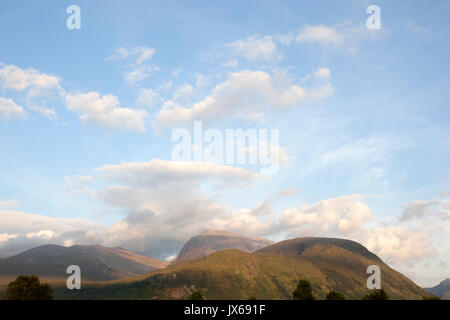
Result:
[174, 230, 274, 262]
[0, 244, 169, 283]
[59, 237, 432, 300]
[426, 279, 450, 299]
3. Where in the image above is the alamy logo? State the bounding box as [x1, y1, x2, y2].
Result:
[66, 265, 81, 290]
[366, 5, 381, 30]
[171, 121, 281, 175]
[366, 265, 381, 289]
[66, 5, 81, 30]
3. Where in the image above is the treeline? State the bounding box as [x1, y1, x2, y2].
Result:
[1, 275, 441, 300]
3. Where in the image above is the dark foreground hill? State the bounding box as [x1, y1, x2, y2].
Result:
[56, 237, 431, 300]
[425, 278, 450, 299]
[174, 230, 274, 262]
[0, 244, 169, 285]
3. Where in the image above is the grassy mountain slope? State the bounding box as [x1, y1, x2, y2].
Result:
[56, 237, 431, 300]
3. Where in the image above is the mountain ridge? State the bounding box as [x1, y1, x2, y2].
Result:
[0, 244, 169, 283]
[174, 229, 274, 262]
[425, 278, 450, 299]
[56, 236, 432, 300]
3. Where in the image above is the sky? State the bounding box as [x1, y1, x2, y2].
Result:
[0, 0, 449, 287]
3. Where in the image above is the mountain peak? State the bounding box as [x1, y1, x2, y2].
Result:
[175, 230, 274, 262]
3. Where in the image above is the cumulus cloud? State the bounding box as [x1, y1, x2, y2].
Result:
[256, 193, 446, 276]
[0, 63, 61, 94]
[361, 226, 436, 267]
[279, 195, 374, 237]
[0, 97, 26, 119]
[156, 69, 332, 127]
[66, 91, 148, 131]
[54, 159, 260, 257]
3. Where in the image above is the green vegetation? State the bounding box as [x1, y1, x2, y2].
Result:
[325, 290, 346, 300]
[248, 296, 257, 300]
[422, 296, 441, 300]
[292, 280, 315, 300]
[51, 239, 432, 300]
[188, 290, 205, 300]
[3, 275, 52, 300]
[362, 288, 389, 300]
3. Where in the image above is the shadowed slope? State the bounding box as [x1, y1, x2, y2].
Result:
[0, 244, 169, 283]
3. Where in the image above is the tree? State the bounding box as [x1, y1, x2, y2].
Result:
[248, 296, 257, 300]
[362, 288, 389, 300]
[4, 275, 52, 300]
[188, 290, 205, 300]
[292, 280, 315, 300]
[326, 290, 346, 300]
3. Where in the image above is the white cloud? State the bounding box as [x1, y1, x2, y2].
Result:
[136, 88, 160, 108]
[223, 60, 238, 68]
[26, 230, 55, 239]
[171, 67, 182, 78]
[404, 20, 428, 34]
[106, 47, 155, 65]
[106, 47, 157, 84]
[66, 91, 147, 131]
[227, 35, 280, 61]
[0, 233, 18, 244]
[95, 159, 258, 188]
[194, 73, 209, 88]
[296, 25, 345, 46]
[57, 159, 260, 255]
[0, 199, 19, 209]
[0, 209, 104, 235]
[275, 32, 295, 46]
[313, 67, 331, 80]
[307, 133, 410, 174]
[280, 195, 373, 237]
[362, 226, 436, 267]
[29, 105, 58, 122]
[173, 84, 194, 101]
[156, 69, 332, 127]
[0, 97, 26, 119]
[124, 65, 156, 84]
[400, 199, 449, 222]
[164, 254, 177, 262]
[0, 208, 107, 257]
[0, 63, 61, 93]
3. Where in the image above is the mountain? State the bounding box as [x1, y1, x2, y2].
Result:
[0, 244, 169, 285]
[57, 237, 432, 300]
[174, 230, 274, 262]
[426, 279, 450, 299]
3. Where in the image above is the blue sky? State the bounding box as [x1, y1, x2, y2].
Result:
[0, 0, 449, 286]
